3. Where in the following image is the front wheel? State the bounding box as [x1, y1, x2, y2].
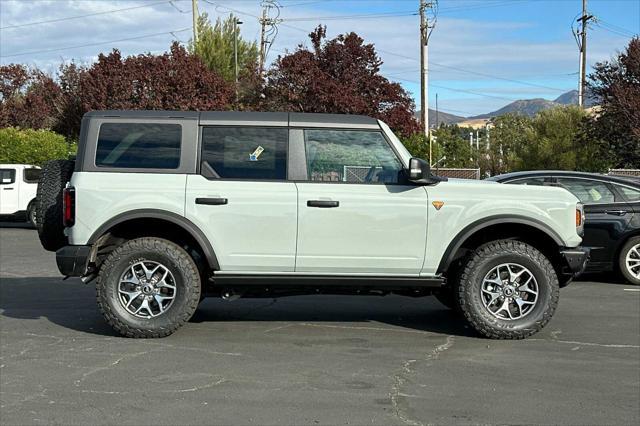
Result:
[619, 237, 640, 285]
[456, 240, 559, 339]
[96, 237, 201, 338]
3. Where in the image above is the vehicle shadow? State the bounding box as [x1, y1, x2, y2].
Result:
[0, 277, 475, 338]
[0, 220, 34, 229]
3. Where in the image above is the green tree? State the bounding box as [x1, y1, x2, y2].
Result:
[0, 127, 75, 166]
[189, 13, 259, 83]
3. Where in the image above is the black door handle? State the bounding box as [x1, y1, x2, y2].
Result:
[605, 209, 627, 216]
[3, 187, 14, 190]
[196, 197, 228, 205]
[307, 200, 339, 208]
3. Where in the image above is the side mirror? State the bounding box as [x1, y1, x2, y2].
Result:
[408, 157, 430, 182]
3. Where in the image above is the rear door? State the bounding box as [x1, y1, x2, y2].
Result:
[555, 177, 634, 267]
[294, 128, 428, 275]
[185, 126, 297, 272]
[0, 168, 19, 214]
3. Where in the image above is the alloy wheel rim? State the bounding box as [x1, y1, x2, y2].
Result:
[118, 260, 177, 319]
[480, 263, 539, 320]
[625, 243, 640, 280]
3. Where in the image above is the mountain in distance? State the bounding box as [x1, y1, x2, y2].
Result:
[415, 109, 466, 127]
[553, 89, 598, 107]
[470, 89, 599, 120]
[471, 98, 558, 119]
[414, 89, 599, 127]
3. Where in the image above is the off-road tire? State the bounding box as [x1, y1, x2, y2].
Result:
[96, 237, 201, 338]
[619, 236, 640, 285]
[36, 159, 74, 251]
[456, 240, 559, 339]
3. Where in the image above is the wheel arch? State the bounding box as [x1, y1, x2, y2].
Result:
[436, 215, 565, 276]
[88, 209, 220, 270]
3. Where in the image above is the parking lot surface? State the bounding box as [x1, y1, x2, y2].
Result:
[1, 226, 639, 425]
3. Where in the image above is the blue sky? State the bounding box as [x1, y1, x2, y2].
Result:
[1, 0, 638, 116]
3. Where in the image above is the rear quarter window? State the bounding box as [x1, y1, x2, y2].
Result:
[23, 168, 41, 183]
[96, 123, 181, 169]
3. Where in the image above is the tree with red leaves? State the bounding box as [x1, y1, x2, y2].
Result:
[262, 26, 419, 136]
[0, 64, 61, 130]
[587, 37, 640, 168]
[56, 42, 234, 138]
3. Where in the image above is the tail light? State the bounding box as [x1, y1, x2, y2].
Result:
[63, 186, 75, 227]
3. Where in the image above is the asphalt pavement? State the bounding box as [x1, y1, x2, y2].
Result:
[1, 226, 639, 425]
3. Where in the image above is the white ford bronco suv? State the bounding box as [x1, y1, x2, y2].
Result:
[36, 111, 588, 339]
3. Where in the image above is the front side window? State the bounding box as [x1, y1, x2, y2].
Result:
[304, 130, 403, 183]
[96, 123, 181, 169]
[23, 168, 41, 183]
[0, 169, 16, 185]
[555, 178, 617, 204]
[201, 127, 288, 180]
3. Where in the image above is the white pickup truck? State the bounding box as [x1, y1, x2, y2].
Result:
[0, 164, 40, 226]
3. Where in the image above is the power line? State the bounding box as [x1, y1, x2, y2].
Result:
[0, 28, 192, 59]
[0, 1, 172, 30]
[378, 48, 569, 92]
[282, 10, 418, 22]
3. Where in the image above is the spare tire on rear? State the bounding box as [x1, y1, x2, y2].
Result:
[36, 159, 75, 252]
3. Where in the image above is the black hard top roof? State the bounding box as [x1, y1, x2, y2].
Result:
[487, 170, 640, 186]
[83, 110, 379, 128]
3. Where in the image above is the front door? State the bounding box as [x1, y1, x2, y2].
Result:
[185, 126, 297, 272]
[0, 168, 19, 215]
[294, 129, 428, 275]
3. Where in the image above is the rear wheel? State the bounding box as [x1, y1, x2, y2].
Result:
[96, 237, 201, 338]
[456, 240, 559, 339]
[27, 201, 37, 227]
[619, 237, 640, 285]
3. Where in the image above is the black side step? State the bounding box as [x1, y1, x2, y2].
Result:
[212, 274, 444, 288]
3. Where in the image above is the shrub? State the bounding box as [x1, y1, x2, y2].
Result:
[0, 127, 75, 166]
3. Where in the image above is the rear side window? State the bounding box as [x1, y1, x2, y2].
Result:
[23, 168, 41, 183]
[0, 169, 16, 185]
[508, 177, 545, 186]
[201, 127, 288, 180]
[96, 123, 181, 169]
[615, 184, 640, 202]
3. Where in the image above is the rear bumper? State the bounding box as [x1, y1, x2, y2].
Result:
[560, 247, 590, 276]
[56, 245, 91, 277]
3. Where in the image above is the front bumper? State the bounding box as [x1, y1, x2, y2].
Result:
[56, 245, 91, 277]
[560, 247, 590, 276]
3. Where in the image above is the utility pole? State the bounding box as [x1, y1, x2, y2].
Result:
[435, 93, 439, 129]
[259, 7, 268, 74]
[233, 17, 243, 102]
[574, 0, 593, 107]
[192, 0, 199, 44]
[420, 1, 437, 158]
[258, 1, 282, 75]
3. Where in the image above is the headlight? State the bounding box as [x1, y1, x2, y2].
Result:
[576, 203, 585, 237]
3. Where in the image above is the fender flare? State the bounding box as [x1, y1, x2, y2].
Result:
[88, 209, 220, 270]
[436, 214, 565, 274]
